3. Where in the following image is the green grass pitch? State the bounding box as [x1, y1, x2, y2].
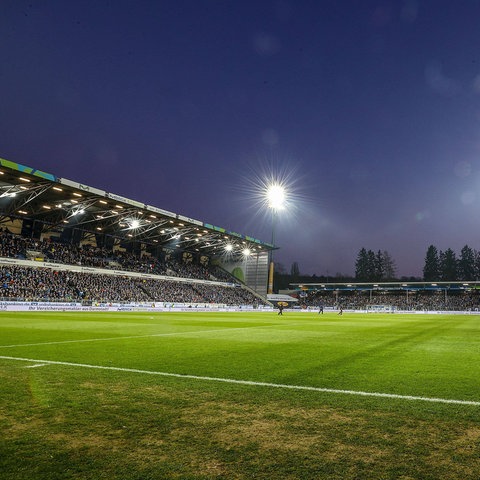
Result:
[1, 311, 480, 479]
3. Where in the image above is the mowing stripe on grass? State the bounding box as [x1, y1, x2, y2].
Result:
[1, 354, 479, 407]
[0, 331, 219, 348]
[0, 324, 289, 349]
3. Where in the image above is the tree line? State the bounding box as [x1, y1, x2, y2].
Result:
[423, 245, 480, 281]
[274, 244, 480, 290]
[354, 245, 480, 282]
[354, 248, 397, 282]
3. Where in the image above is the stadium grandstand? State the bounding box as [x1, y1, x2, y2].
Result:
[2, 156, 479, 313]
[289, 281, 480, 312]
[0, 157, 275, 309]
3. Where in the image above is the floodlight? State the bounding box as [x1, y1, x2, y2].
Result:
[130, 219, 140, 229]
[225, 244, 233, 252]
[242, 248, 251, 256]
[266, 184, 286, 210]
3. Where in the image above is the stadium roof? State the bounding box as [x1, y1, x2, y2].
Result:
[291, 281, 480, 292]
[0, 157, 274, 258]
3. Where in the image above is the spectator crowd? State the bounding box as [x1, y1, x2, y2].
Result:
[0, 265, 263, 305]
[0, 230, 263, 306]
[302, 290, 480, 312]
[0, 230, 232, 282]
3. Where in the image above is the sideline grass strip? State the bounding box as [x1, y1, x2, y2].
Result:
[2, 354, 479, 407]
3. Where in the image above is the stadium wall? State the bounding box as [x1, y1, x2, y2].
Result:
[0, 301, 272, 312]
[222, 252, 269, 297]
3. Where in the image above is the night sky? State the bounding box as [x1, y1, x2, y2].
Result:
[2, 1, 480, 278]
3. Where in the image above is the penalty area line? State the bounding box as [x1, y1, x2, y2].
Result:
[1, 354, 479, 407]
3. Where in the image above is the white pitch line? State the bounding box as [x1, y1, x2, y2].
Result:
[1, 354, 479, 407]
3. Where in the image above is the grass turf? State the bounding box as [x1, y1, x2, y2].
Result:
[1, 311, 479, 479]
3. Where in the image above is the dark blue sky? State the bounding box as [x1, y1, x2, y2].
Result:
[2, 0, 480, 277]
